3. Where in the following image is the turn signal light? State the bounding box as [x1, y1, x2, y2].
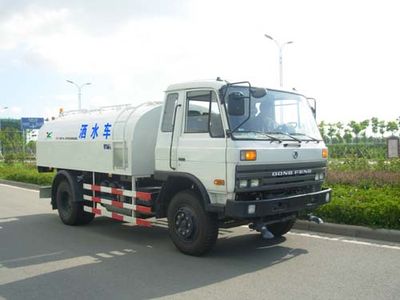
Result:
[322, 148, 328, 158]
[240, 150, 257, 161]
[214, 179, 225, 186]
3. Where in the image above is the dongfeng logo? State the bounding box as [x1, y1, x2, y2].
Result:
[292, 151, 299, 159]
[271, 169, 312, 177]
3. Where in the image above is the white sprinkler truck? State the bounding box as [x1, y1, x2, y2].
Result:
[37, 79, 331, 256]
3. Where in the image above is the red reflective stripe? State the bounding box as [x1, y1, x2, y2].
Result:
[111, 188, 124, 196]
[136, 192, 152, 201]
[136, 218, 151, 227]
[136, 205, 152, 214]
[111, 200, 123, 208]
[93, 208, 101, 215]
[92, 197, 101, 203]
[112, 212, 124, 221]
[92, 185, 101, 192]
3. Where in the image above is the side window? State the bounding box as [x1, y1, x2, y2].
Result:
[185, 90, 224, 137]
[161, 93, 178, 132]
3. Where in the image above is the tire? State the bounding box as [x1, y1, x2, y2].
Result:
[267, 219, 296, 237]
[56, 179, 94, 225]
[167, 190, 218, 256]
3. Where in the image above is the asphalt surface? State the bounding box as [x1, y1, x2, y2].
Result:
[1, 184, 399, 300]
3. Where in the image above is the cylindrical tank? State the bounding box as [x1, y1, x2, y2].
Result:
[37, 102, 162, 176]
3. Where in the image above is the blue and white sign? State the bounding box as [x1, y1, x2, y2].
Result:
[21, 117, 45, 130]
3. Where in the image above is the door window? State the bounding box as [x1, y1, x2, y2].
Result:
[185, 90, 224, 137]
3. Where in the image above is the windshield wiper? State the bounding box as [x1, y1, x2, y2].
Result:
[234, 131, 283, 143]
[290, 133, 321, 143]
[266, 131, 302, 143]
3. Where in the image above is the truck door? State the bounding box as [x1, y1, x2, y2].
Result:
[175, 90, 227, 194]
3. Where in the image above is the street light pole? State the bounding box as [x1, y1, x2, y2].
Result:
[66, 80, 91, 110]
[264, 34, 293, 87]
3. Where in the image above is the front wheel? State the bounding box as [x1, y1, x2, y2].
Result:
[167, 190, 218, 256]
[267, 219, 296, 237]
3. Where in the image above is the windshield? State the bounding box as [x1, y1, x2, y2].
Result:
[223, 86, 322, 142]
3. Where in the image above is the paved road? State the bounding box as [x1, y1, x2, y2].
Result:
[1, 183, 399, 300]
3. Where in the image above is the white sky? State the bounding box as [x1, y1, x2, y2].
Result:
[0, 0, 399, 123]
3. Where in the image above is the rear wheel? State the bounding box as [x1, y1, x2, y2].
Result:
[56, 179, 94, 225]
[267, 219, 296, 237]
[167, 190, 218, 256]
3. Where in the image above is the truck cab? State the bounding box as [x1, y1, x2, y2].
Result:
[155, 80, 330, 218]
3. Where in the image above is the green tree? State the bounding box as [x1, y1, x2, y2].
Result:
[343, 128, 353, 143]
[359, 120, 370, 143]
[378, 120, 386, 138]
[371, 117, 379, 136]
[327, 123, 337, 144]
[348, 121, 362, 142]
[318, 121, 328, 142]
[26, 140, 36, 156]
[0, 128, 24, 161]
[335, 122, 344, 143]
[348, 120, 369, 143]
[386, 121, 399, 136]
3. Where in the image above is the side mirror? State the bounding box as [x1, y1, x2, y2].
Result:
[228, 92, 245, 115]
[307, 97, 317, 119]
[250, 87, 266, 98]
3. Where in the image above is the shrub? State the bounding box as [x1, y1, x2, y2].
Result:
[316, 185, 400, 230]
[0, 162, 54, 185]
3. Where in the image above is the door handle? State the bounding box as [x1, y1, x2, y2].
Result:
[178, 157, 186, 161]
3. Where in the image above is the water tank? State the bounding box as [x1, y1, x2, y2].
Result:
[37, 102, 162, 176]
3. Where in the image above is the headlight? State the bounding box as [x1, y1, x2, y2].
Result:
[250, 179, 260, 187]
[315, 173, 325, 181]
[239, 180, 248, 188]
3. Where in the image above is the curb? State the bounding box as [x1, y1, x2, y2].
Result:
[294, 220, 400, 244]
[0, 179, 41, 191]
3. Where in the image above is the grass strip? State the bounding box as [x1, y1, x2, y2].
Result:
[0, 162, 54, 186]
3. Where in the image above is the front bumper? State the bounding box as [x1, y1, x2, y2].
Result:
[224, 188, 332, 219]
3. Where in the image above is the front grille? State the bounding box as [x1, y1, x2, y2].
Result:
[235, 161, 326, 193]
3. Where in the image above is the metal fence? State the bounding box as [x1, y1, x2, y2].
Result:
[326, 143, 387, 159]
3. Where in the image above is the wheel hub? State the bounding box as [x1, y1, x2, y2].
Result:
[175, 208, 195, 239]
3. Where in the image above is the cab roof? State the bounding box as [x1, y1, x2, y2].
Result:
[165, 79, 304, 96]
[166, 80, 227, 92]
